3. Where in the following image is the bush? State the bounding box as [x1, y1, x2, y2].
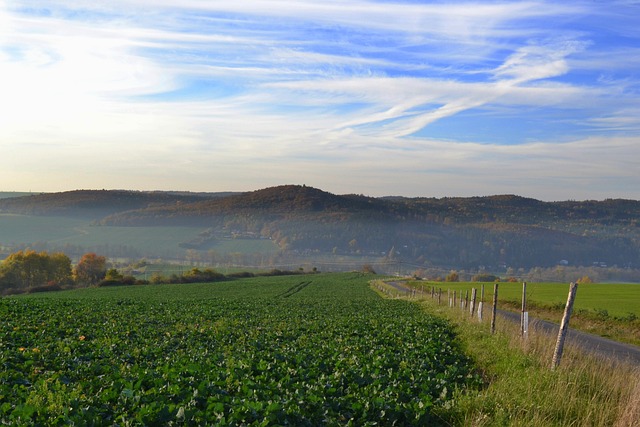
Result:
[471, 273, 499, 282]
[227, 272, 255, 278]
[97, 279, 128, 287]
[27, 284, 63, 293]
[361, 264, 376, 274]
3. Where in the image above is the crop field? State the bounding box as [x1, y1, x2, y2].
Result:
[0, 273, 479, 425]
[419, 281, 640, 318]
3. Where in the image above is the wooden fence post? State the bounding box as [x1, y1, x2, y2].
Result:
[453, 290, 457, 308]
[470, 288, 477, 317]
[491, 283, 498, 334]
[551, 282, 578, 370]
[521, 282, 527, 337]
[478, 284, 485, 321]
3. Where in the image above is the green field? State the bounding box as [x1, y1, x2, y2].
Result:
[0, 214, 279, 258]
[0, 273, 479, 425]
[417, 281, 640, 318]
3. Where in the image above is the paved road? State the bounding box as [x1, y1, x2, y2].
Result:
[385, 281, 640, 366]
[497, 309, 640, 365]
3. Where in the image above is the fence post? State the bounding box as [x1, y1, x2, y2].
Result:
[521, 282, 527, 337]
[551, 282, 578, 370]
[470, 288, 477, 317]
[478, 284, 485, 322]
[453, 290, 457, 308]
[438, 288, 442, 305]
[491, 283, 498, 334]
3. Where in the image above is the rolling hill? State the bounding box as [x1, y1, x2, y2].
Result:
[0, 185, 638, 270]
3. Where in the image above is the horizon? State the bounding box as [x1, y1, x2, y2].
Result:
[1, 184, 638, 203]
[2, 1, 639, 200]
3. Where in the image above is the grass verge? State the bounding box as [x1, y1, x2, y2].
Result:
[374, 280, 640, 426]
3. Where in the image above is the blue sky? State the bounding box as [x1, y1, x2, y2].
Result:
[1, 1, 639, 200]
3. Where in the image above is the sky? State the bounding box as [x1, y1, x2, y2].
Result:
[1, 1, 639, 201]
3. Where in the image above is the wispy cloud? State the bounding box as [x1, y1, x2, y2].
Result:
[0, 0, 639, 199]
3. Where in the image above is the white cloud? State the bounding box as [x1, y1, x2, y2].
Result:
[0, 1, 638, 199]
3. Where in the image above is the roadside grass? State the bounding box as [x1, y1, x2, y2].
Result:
[374, 281, 640, 426]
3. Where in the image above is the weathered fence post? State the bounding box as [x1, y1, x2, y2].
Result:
[453, 290, 457, 308]
[470, 288, 477, 317]
[478, 284, 485, 322]
[551, 282, 579, 370]
[438, 288, 442, 305]
[491, 283, 498, 334]
[521, 282, 527, 337]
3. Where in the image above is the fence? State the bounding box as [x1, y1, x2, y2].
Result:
[377, 280, 579, 369]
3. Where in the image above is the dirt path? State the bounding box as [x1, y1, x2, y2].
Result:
[384, 281, 640, 366]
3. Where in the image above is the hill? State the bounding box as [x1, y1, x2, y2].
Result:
[96, 185, 391, 226]
[0, 185, 638, 270]
[0, 190, 226, 218]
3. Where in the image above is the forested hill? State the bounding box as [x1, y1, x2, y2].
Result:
[0, 185, 638, 268]
[97, 185, 393, 225]
[2, 186, 636, 224]
[0, 190, 226, 218]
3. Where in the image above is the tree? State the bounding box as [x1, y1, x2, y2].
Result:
[577, 275, 593, 284]
[361, 264, 376, 274]
[49, 252, 73, 285]
[445, 271, 459, 282]
[104, 268, 124, 282]
[0, 250, 73, 290]
[73, 253, 107, 286]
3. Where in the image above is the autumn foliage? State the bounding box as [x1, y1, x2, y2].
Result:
[73, 253, 107, 286]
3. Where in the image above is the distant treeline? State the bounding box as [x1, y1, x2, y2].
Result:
[0, 249, 312, 296]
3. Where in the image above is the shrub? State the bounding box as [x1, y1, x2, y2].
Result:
[471, 273, 499, 282]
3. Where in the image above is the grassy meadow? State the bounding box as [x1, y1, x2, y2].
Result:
[418, 281, 640, 317]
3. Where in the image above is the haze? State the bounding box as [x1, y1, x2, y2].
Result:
[1, 1, 639, 200]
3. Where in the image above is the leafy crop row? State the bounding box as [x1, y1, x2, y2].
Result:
[1, 273, 479, 425]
